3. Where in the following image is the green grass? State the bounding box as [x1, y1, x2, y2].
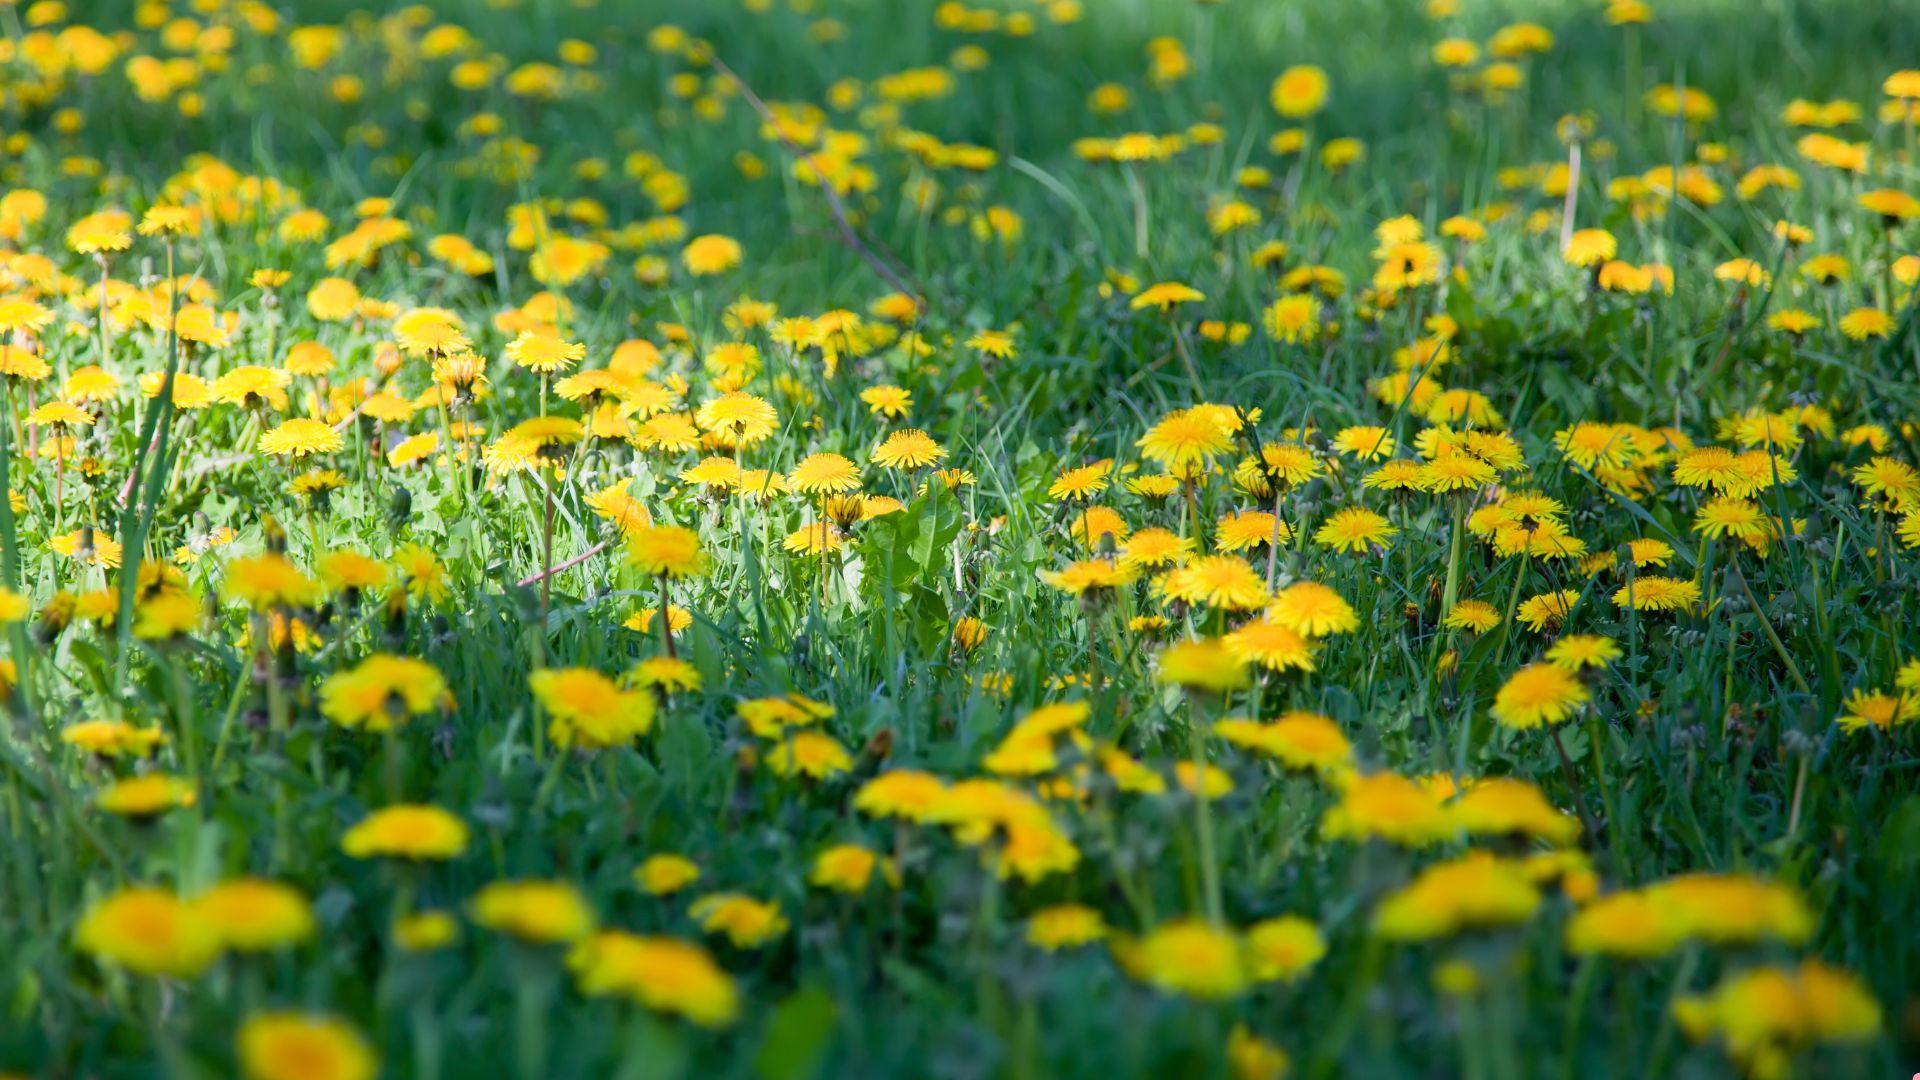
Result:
[0, 0, 1918, 1077]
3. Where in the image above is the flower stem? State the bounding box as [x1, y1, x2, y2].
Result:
[1188, 694, 1223, 924]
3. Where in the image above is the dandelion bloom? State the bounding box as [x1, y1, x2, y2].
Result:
[810, 844, 896, 893]
[782, 523, 843, 557]
[1646, 873, 1813, 945]
[1859, 187, 1920, 222]
[61, 719, 167, 757]
[319, 653, 448, 731]
[1545, 634, 1621, 671]
[316, 551, 390, 596]
[854, 769, 949, 822]
[1451, 778, 1580, 847]
[1693, 496, 1768, 541]
[569, 932, 739, 1027]
[788, 452, 862, 494]
[872, 429, 946, 469]
[1216, 509, 1292, 551]
[1321, 771, 1456, 847]
[67, 209, 133, 253]
[1671, 960, 1879, 1077]
[531, 668, 656, 748]
[1418, 453, 1497, 492]
[1124, 919, 1247, 1000]
[1491, 663, 1589, 729]
[1119, 527, 1189, 570]
[1068, 505, 1129, 548]
[689, 893, 789, 947]
[1177, 759, 1231, 796]
[1137, 409, 1232, 470]
[860, 384, 913, 418]
[1155, 637, 1251, 693]
[97, 774, 197, 818]
[628, 853, 701, 897]
[506, 331, 586, 373]
[1245, 915, 1326, 982]
[196, 879, 316, 952]
[1314, 507, 1396, 553]
[1898, 511, 1920, 550]
[393, 307, 469, 356]
[1444, 599, 1501, 633]
[1162, 555, 1268, 611]
[1565, 891, 1686, 958]
[1852, 456, 1920, 511]
[74, 886, 219, 977]
[222, 554, 319, 610]
[764, 730, 853, 779]
[736, 694, 835, 737]
[1267, 581, 1358, 636]
[1373, 853, 1541, 940]
[394, 911, 460, 952]
[342, 804, 470, 860]
[1223, 618, 1317, 673]
[1838, 307, 1893, 340]
[1040, 559, 1138, 596]
[1228, 1027, 1291, 1080]
[25, 401, 94, 429]
[237, 1013, 377, 1080]
[626, 524, 706, 578]
[1517, 589, 1580, 633]
[1563, 228, 1618, 267]
[681, 233, 743, 275]
[1835, 689, 1911, 733]
[1129, 281, 1205, 311]
[1331, 426, 1395, 460]
[1269, 64, 1329, 117]
[258, 418, 343, 457]
[1215, 712, 1351, 773]
[470, 880, 595, 944]
[1363, 459, 1424, 491]
[1611, 576, 1701, 613]
[1250, 441, 1320, 487]
[1026, 904, 1108, 951]
[965, 328, 1017, 357]
[630, 656, 701, 694]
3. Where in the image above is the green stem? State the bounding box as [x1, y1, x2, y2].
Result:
[1429, 494, 1469, 674]
[1188, 694, 1223, 925]
[1559, 955, 1598, 1080]
[1645, 946, 1700, 1074]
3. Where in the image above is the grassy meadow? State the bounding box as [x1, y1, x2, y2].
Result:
[1, 0, 1919, 1076]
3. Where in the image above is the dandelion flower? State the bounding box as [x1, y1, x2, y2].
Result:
[1314, 507, 1396, 553]
[626, 524, 706, 578]
[569, 932, 739, 1027]
[1026, 904, 1108, 951]
[259, 418, 343, 457]
[1373, 853, 1541, 940]
[788, 452, 862, 494]
[471, 880, 594, 944]
[1125, 919, 1247, 1000]
[1267, 581, 1358, 636]
[196, 879, 316, 952]
[635, 854, 701, 896]
[872, 429, 947, 469]
[1545, 634, 1621, 671]
[1611, 576, 1701, 613]
[237, 1013, 377, 1080]
[74, 887, 219, 978]
[342, 805, 470, 861]
[1490, 663, 1589, 729]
